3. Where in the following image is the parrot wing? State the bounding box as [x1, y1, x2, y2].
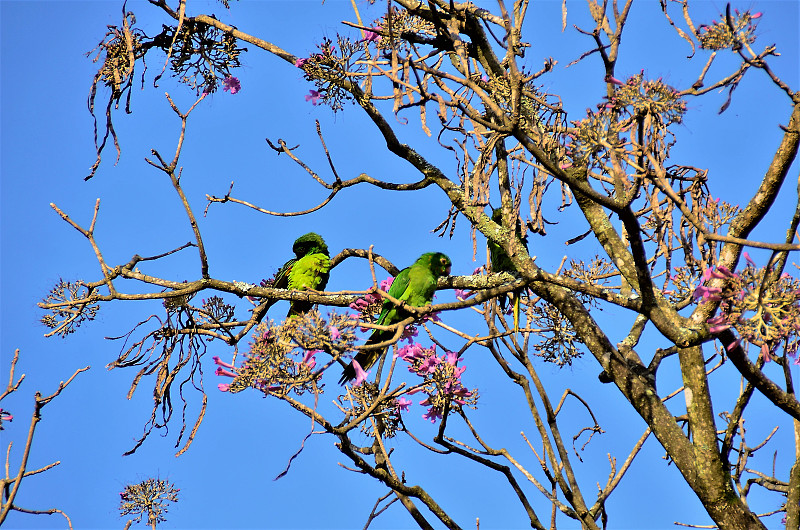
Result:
[287, 252, 331, 318]
[263, 257, 296, 312]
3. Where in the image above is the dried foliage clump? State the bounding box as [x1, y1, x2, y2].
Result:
[118, 477, 179, 528]
[222, 312, 357, 397]
[40, 279, 101, 337]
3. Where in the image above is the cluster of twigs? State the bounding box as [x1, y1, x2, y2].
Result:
[0, 349, 87, 529]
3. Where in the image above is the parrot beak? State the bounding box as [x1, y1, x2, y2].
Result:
[445, 265, 451, 276]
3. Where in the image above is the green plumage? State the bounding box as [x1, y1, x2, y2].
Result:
[266, 233, 331, 318]
[340, 252, 452, 384]
[488, 209, 528, 331]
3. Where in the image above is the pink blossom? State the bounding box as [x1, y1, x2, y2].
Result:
[213, 356, 235, 369]
[218, 383, 231, 392]
[708, 323, 731, 333]
[725, 337, 743, 352]
[560, 161, 573, 170]
[352, 359, 369, 386]
[743, 251, 757, 267]
[215, 366, 236, 378]
[305, 90, 321, 105]
[302, 350, 318, 370]
[604, 74, 624, 86]
[446, 383, 471, 404]
[349, 298, 370, 311]
[295, 57, 309, 68]
[472, 266, 484, 275]
[396, 342, 424, 360]
[716, 266, 734, 278]
[362, 28, 381, 42]
[445, 351, 459, 366]
[0, 409, 12, 423]
[692, 285, 722, 302]
[222, 76, 241, 94]
[750, 12, 762, 19]
[452, 386, 472, 399]
[422, 406, 443, 423]
[419, 356, 440, 374]
[454, 289, 474, 301]
[380, 277, 394, 291]
[401, 325, 419, 341]
[395, 397, 412, 412]
[330, 326, 341, 341]
[709, 269, 730, 280]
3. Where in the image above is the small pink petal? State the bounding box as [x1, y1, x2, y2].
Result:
[213, 356, 235, 369]
[725, 338, 743, 352]
[708, 324, 731, 333]
[215, 367, 236, 378]
[352, 359, 369, 386]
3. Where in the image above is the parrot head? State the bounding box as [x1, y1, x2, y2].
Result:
[292, 232, 329, 257]
[420, 252, 452, 277]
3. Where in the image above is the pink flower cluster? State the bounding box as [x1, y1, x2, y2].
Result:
[395, 342, 474, 423]
[212, 337, 318, 393]
[694, 253, 800, 364]
[696, 9, 762, 50]
[362, 27, 381, 43]
[213, 355, 237, 392]
[349, 276, 394, 314]
[692, 264, 736, 303]
[222, 76, 241, 94]
[454, 289, 475, 301]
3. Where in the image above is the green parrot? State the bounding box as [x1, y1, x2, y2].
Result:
[488, 208, 529, 332]
[265, 232, 331, 318]
[340, 252, 452, 384]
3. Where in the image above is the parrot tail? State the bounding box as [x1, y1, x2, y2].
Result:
[339, 330, 390, 384]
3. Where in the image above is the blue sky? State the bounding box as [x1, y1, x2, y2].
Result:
[1, 1, 799, 529]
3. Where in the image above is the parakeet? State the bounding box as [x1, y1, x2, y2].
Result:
[488, 208, 529, 332]
[340, 252, 452, 384]
[265, 233, 331, 318]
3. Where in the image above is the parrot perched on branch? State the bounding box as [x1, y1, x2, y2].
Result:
[488, 208, 529, 332]
[339, 252, 452, 384]
[266, 232, 331, 318]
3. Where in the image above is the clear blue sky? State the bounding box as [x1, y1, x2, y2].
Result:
[1, 1, 798, 529]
